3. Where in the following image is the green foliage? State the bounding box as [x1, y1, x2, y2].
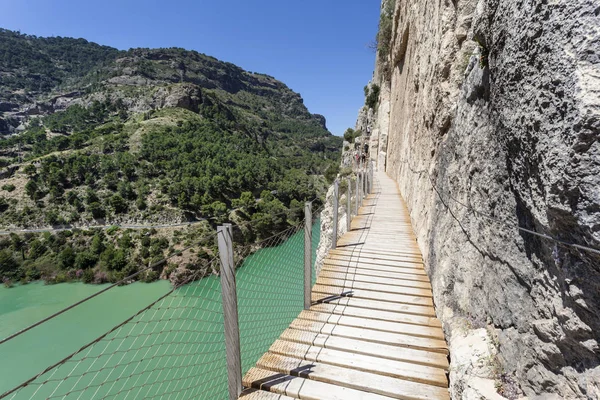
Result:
[28, 240, 47, 259]
[365, 85, 380, 110]
[91, 233, 106, 254]
[75, 251, 98, 269]
[343, 128, 362, 143]
[0, 250, 17, 273]
[0, 28, 123, 94]
[88, 202, 105, 219]
[376, 0, 396, 61]
[0, 29, 344, 285]
[58, 248, 76, 269]
[99, 247, 128, 271]
[232, 192, 255, 211]
[1, 184, 15, 192]
[324, 163, 340, 184]
[108, 194, 128, 214]
[25, 180, 40, 200]
[23, 164, 36, 176]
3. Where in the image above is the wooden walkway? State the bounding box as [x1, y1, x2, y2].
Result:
[240, 171, 449, 400]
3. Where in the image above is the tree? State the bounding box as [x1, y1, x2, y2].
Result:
[118, 232, 133, 249]
[23, 164, 37, 177]
[232, 191, 255, 211]
[365, 84, 380, 109]
[75, 251, 98, 269]
[109, 194, 127, 214]
[88, 202, 105, 219]
[0, 250, 17, 273]
[28, 240, 47, 259]
[9, 233, 25, 260]
[136, 197, 147, 210]
[58, 247, 76, 269]
[100, 247, 127, 271]
[91, 233, 106, 255]
[343, 128, 356, 142]
[25, 180, 39, 200]
[324, 163, 340, 184]
[86, 189, 99, 204]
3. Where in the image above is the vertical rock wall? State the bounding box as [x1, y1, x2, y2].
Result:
[370, 0, 600, 398]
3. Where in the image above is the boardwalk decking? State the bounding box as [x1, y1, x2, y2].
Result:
[240, 171, 449, 400]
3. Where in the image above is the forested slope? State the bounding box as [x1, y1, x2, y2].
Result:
[0, 29, 341, 286]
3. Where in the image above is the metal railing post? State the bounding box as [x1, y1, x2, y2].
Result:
[346, 178, 352, 232]
[331, 179, 339, 250]
[369, 160, 375, 193]
[217, 224, 242, 400]
[355, 174, 359, 216]
[304, 202, 312, 310]
[367, 164, 370, 194]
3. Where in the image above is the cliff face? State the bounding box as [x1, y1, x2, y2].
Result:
[369, 0, 600, 398]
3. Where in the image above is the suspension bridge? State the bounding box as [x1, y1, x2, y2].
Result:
[1, 167, 450, 400]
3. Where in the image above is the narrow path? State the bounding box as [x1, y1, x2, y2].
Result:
[240, 171, 449, 399]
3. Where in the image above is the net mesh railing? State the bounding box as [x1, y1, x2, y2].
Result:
[4, 255, 227, 400]
[232, 207, 322, 375]
[2, 209, 323, 400]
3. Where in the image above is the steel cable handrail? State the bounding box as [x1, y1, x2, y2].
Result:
[396, 158, 600, 256]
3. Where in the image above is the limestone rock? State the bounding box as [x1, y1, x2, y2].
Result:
[363, 0, 600, 397]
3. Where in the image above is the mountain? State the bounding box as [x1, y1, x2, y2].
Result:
[0, 28, 342, 285]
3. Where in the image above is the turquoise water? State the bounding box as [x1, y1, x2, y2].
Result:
[0, 221, 320, 399]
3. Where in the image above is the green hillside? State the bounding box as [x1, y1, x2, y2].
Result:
[0, 29, 341, 286]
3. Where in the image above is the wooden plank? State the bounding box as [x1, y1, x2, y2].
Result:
[278, 330, 449, 370]
[264, 341, 447, 387]
[239, 388, 296, 400]
[325, 255, 425, 271]
[288, 320, 448, 354]
[329, 247, 423, 259]
[256, 352, 450, 399]
[321, 263, 430, 282]
[331, 251, 423, 264]
[323, 259, 427, 276]
[243, 367, 396, 400]
[311, 296, 437, 318]
[315, 276, 432, 298]
[340, 234, 418, 241]
[317, 270, 432, 290]
[309, 303, 441, 328]
[311, 284, 434, 307]
[297, 310, 444, 339]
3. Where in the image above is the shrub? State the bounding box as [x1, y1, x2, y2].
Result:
[58, 248, 76, 269]
[324, 163, 340, 184]
[2, 184, 15, 192]
[376, 0, 396, 61]
[75, 251, 98, 269]
[109, 194, 128, 214]
[88, 202, 105, 219]
[0, 250, 17, 273]
[343, 128, 356, 143]
[365, 85, 380, 109]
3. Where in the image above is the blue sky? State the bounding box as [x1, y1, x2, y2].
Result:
[0, 0, 381, 136]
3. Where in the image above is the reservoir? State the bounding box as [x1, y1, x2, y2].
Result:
[0, 221, 320, 399]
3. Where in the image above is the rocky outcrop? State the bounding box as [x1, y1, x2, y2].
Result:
[367, 0, 600, 398]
